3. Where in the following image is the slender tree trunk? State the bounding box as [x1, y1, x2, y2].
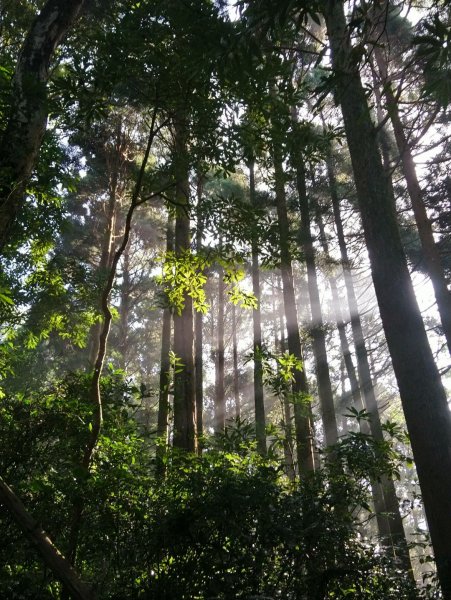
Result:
[172, 114, 196, 452]
[156, 214, 174, 475]
[324, 3, 451, 593]
[277, 281, 296, 480]
[249, 161, 267, 455]
[272, 144, 315, 474]
[66, 119, 158, 567]
[0, 477, 94, 600]
[315, 204, 406, 561]
[0, 0, 86, 250]
[326, 135, 413, 574]
[372, 42, 451, 357]
[195, 178, 204, 449]
[315, 208, 363, 421]
[294, 151, 338, 447]
[88, 122, 121, 366]
[215, 248, 226, 434]
[232, 303, 241, 419]
[119, 242, 131, 370]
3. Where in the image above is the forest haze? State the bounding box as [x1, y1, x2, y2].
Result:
[0, 0, 451, 598]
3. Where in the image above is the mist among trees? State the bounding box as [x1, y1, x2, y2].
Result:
[1, 0, 451, 598]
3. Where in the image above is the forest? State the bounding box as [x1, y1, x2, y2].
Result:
[0, 0, 451, 598]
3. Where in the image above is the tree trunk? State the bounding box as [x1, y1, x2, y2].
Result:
[156, 214, 174, 475]
[294, 151, 338, 447]
[249, 161, 267, 454]
[277, 280, 296, 481]
[272, 143, 315, 474]
[195, 177, 204, 449]
[0, 477, 94, 600]
[214, 248, 226, 434]
[315, 210, 361, 420]
[119, 242, 131, 370]
[232, 303, 241, 419]
[326, 130, 413, 574]
[315, 203, 409, 566]
[372, 41, 451, 357]
[0, 0, 86, 250]
[87, 122, 121, 367]
[324, 2, 451, 594]
[172, 114, 196, 452]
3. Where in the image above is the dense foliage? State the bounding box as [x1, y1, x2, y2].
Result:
[1, 0, 450, 598]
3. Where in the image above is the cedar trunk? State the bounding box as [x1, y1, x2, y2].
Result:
[195, 180, 205, 448]
[249, 161, 267, 454]
[295, 154, 338, 447]
[156, 214, 174, 474]
[273, 145, 315, 474]
[214, 252, 226, 434]
[172, 115, 196, 452]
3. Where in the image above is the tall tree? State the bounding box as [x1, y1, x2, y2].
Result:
[249, 161, 267, 454]
[172, 112, 196, 452]
[156, 213, 174, 474]
[315, 200, 411, 572]
[231, 302, 241, 419]
[293, 143, 338, 447]
[369, 4, 451, 357]
[272, 131, 315, 473]
[0, 0, 86, 250]
[214, 245, 226, 434]
[323, 2, 451, 594]
[195, 177, 205, 448]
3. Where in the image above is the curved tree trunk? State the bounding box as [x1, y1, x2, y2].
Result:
[118, 242, 131, 370]
[66, 116, 159, 566]
[0, 477, 94, 600]
[87, 120, 122, 366]
[0, 0, 86, 250]
[324, 2, 451, 594]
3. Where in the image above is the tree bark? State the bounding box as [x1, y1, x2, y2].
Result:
[172, 114, 196, 452]
[118, 242, 131, 370]
[156, 213, 174, 474]
[66, 118, 158, 566]
[232, 302, 241, 419]
[324, 2, 451, 594]
[0, 0, 86, 250]
[327, 149, 411, 568]
[87, 121, 121, 367]
[294, 151, 338, 447]
[249, 161, 267, 454]
[195, 177, 204, 449]
[0, 477, 94, 600]
[276, 280, 296, 481]
[272, 143, 315, 474]
[214, 248, 226, 434]
[315, 203, 411, 570]
[372, 40, 451, 357]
